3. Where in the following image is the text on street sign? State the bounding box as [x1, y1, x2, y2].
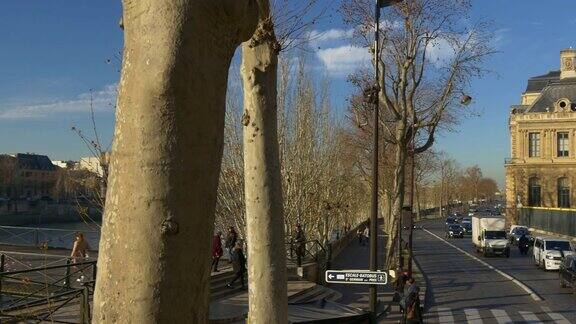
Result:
[325, 270, 388, 285]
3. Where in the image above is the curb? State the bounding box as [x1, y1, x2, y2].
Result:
[423, 228, 543, 301]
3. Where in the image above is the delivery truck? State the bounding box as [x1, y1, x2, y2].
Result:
[472, 216, 510, 257]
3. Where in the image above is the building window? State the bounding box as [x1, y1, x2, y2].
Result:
[557, 132, 569, 157]
[558, 177, 570, 208]
[528, 132, 541, 157]
[528, 177, 541, 207]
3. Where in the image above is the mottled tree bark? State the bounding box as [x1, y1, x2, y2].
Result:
[241, 7, 288, 323]
[93, 1, 257, 323]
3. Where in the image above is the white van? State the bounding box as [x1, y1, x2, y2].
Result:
[533, 237, 575, 270]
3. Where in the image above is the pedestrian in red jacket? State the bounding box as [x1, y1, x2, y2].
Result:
[212, 231, 223, 272]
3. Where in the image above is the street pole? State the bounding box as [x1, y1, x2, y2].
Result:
[368, 0, 381, 317]
[407, 129, 415, 275]
[369, 1, 402, 320]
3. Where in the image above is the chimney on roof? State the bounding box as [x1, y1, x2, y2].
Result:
[560, 48, 576, 79]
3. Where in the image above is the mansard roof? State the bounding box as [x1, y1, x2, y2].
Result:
[16, 153, 56, 171]
[527, 78, 576, 113]
[524, 70, 560, 93]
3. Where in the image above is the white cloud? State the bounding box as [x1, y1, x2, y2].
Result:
[308, 28, 355, 47]
[426, 38, 455, 68]
[0, 84, 117, 119]
[316, 45, 371, 76]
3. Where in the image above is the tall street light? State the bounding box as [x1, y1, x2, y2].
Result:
[369, 0, 402, 320]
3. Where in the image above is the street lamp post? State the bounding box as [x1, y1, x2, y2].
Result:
[407, 128, 416, 275]
[369, 0, 402, 320]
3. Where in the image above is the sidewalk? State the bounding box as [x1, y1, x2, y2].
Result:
[327, 220, 398, 322]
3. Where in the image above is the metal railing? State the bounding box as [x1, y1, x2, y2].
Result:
[0, 255, 96, 323]
[286, 239, 327, 265]
[0, 225, 100, 250]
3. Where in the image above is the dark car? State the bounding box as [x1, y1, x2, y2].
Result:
[559, 254, 576, 293]
[445, 217, 457, 226]
[509, 226, 532, 245]
[445, 224, 464, 238]
[460, 222, 472, 235]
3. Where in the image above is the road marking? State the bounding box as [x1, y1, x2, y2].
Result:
[422, 228, 543, 301]
[519, 311, 543, 323]
[464, 308, 483, 324]
[546, 312, 571, 324]
[436, 307, 454, 324]
[491, 309, 513, 324]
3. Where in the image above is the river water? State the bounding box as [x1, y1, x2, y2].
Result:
[0, 221, 102, 250]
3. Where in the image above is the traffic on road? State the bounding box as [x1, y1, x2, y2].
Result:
[412, 204, 576, 323]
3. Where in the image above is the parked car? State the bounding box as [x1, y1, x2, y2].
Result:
[508, 226, 532, 246]
[559, 254, 576, 292]
[533, 237, 575, 270]
[446, 224, 464, 238]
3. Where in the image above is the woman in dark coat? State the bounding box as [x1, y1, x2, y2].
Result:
[402, 278, 423, 324]
[226, 242, 246, 289]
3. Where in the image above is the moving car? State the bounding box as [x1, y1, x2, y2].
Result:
[460, 222, 472, 235]
[559, 254, 576, 292]
[445, 224, 464, 238]
[508, 226, 532, 246]
[533, 237, 575, 270]
[445, 217, 457, 226]
[472, 216, 510, 257]
[452, 212, 463, 222]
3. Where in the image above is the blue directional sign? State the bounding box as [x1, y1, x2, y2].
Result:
[325, 270, 388, 285]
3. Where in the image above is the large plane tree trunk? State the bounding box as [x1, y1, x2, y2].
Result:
[93, 1, 257, 323]
[240, 8, 288, 324]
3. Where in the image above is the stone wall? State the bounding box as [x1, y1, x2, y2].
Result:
[506, 163, 576, 224]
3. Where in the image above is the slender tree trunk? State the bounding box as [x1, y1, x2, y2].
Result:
[93, 1, 257, 322]
[241, 13, 288, 324]
[386, 136, 408, 269]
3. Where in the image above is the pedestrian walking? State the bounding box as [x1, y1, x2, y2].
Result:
[226, 242, 246, 289]
[211, 231, 223, 272]
[294, 224, 306, 266]
[402, 278, 423, 324]
[363, 226, 370, 244]
[70, 232, 91, 264]
[70, 232, 91, 283]
[394, 269, 409, 303]
[225, 226, 237, 261]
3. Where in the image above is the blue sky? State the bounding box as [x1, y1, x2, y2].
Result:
[0, 1, 575, 187]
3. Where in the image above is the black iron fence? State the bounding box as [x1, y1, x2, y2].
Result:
[286, 239, 326, 266]
[519, 207, 576, 237]
[0, 255, 96, 323]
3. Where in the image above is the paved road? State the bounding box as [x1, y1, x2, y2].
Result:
[328, 220, 397, 322]
[413, 218, 576, 323]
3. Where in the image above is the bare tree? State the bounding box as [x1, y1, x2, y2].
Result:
[342, 0, 495, 267]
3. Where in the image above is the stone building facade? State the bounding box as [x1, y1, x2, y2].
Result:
[505, 49, 576, 224]
[0, 153, 58, 199]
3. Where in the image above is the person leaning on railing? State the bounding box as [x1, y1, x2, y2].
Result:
[70, 232, 91, 264]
